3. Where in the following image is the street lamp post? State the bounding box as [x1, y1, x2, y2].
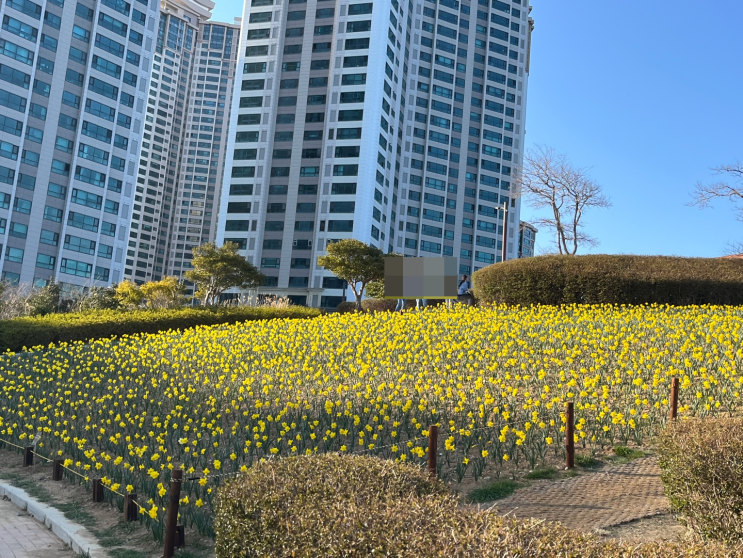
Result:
[500, 202, 508, 263]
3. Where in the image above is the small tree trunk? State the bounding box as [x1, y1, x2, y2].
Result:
[355, 293, 362, 312]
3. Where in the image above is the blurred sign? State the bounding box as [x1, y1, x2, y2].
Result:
[384, 257, 458, 299]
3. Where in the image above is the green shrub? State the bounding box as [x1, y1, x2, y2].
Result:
[613, 445, 645, 459]
[215, 453, 737, 558]
[469, 479, 520, 502]
[472, 255, 743, 305]
[335, 301, 357, 313]
[361, 298, 397, 312]
[658, 417, 743, 544]
[0, 306, 320, 353]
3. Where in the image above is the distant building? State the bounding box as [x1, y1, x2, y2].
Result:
[126, 0, 240, 290]
[0, 0, 159, 291]
[217, 0, 536, 308]
[518, 221, 537, 258]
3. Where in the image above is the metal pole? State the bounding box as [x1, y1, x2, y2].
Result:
[427, 425, 439, 478]
[501, 202, 508, 263]
[670, 377, 679, 420]
[163, 469, 183, 558]
[565, 402, 575, 469]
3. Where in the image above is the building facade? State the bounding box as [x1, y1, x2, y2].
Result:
[0, 0, 159, 292]
[217, 0, 533, 308]
[125, 0, 239, 288]
[517, 219, 536, 258]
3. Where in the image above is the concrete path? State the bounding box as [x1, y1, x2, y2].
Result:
[489, 457, 668, 531]
[0, 497, 73, 558]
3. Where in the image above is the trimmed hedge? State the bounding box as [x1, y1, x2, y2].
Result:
[473, 255, 743, 305]
[0, 306, 320, 353]
[361, 298, 397, 312]
[335, 301, 357, 313]
[658, 417, 743, 544]
[215, 453, 737, 558]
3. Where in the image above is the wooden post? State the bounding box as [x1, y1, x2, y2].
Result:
[176, 524, 185, 548]
[23, 446, 33, 467]
[670, 377, 679, 420]
[565, 402, 575, 469]
[52, 459, 63, 481]
[124, 493, 137, 522]
[427, 425, 439, 478]
[92, 478, 104, 502]
[163, 469, 183, 558]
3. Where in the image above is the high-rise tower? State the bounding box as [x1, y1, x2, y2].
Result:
[0, 0, 159, 292]
[217, 0, 533, 308]
[125, 0, 239, 286]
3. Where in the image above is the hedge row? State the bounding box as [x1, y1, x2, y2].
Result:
[658, 417, 743, 545]
[215, 453, 738, 558]
[473, 255, 743, 305]
[0, 306, 320, 353]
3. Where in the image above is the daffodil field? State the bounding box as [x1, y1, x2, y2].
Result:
[1, 304, 742, 539]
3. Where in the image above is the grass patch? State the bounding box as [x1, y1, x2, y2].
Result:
[575, 455, 603, 469]
[469, 479, 520, 503]
[524, 467, 559, 480]
[108, 550, 147, 558]
[613, 446, 645, 459]
[55, 502, 97, 528]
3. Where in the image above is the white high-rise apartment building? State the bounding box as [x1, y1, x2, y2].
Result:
[0, 0, 159, 292]
[217, 0, 533, 308]
[125, 0, 239, 287]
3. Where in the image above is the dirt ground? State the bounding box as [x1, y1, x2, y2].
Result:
[599, 512, 694, 544]
[0, 443, 691, 552]
[0, 449, 215, 558]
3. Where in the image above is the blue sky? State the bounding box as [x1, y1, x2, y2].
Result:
[210, 0, 743, 257]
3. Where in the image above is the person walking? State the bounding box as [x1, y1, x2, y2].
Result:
[457, 274, 471, 305]
[394, 298, 405, 312]
[416, 298, 428, 310]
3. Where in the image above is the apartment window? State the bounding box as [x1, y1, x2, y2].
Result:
[261, 258, 280, 268]
[98, 13, 127, 38]
[44, 206, 63, 222]
[0, 39, 33, 65]
[249, 11, 271, 23]
[75, 165, 106, 187]
[40, 230, 59, 246]
[347, 20, 371, 32]
[95, 34, 124, 57]
[343, 55, 368, 68]
[72, 25, 90, 43]
[247, 28, 270, 40]
[9, 221, 27, 238]
[0, 63, 30, 89]
[310, 59, 329, 70]
[336, 128, 362, 140]
[64, 234, 96, 255]
[5, 246, 24, 263]
[341, 73, 366, 86]
[60, 258, 92, 278]
[348, 2, 373, 15]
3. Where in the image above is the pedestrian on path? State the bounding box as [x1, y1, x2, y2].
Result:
[394, 298, 405, 312]
[416, 298, 427, 310]
[457, 274, 472, 305]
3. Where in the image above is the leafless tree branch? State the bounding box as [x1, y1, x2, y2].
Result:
[515, 145, 611, 255]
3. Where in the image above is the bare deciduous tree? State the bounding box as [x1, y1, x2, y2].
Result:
[516, 145, 611, 255]
[689, 161, 743, 254]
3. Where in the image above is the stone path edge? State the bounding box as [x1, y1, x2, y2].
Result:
[0, 482, 106, 558]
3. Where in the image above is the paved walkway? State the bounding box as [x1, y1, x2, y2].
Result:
[487, 457, 668, 531]
[0, 497, 72, 558]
